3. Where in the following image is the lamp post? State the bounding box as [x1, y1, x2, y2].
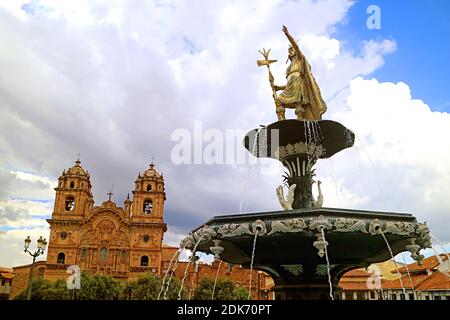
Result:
[24, 236, 47, 300]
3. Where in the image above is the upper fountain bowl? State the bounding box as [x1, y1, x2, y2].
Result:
[243, 120, 355, 160]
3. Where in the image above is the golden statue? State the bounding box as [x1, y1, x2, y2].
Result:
[257, 26, 327, 121]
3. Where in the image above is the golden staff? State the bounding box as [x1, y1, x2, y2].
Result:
[257, 48, 278, 102]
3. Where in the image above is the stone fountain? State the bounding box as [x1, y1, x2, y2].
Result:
[181, 26, 432, 299]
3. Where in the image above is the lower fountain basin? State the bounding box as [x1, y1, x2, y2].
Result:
[182, 207, 431, 299]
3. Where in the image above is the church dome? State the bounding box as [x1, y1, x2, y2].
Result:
[142, 162, 162, 179]
[65, 159, 88, 176]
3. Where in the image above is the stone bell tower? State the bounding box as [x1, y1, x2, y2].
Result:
[130, 162, 166, 223]
[128, 162, 167, 275]
[52, 158, 94, 220]
[46, 158, 94, 269]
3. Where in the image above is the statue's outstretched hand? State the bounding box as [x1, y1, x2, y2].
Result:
[282, 25, 289, 35]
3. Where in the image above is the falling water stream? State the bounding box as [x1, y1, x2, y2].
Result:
[379, 230, 407, 297]
[378, 279, 386, 300]
[188, 259, 200, 300]
[431, 234, 450, 277]
[158, 248, 182, 300]
[239, 127, 263, 214]
[163, 247, 185, 300]
[400, 252, 417, 299]
[327, 159, 342, 207]
[320, 228, 334, 300]
[247, 230, 259, 300]
[178, 237, 203, 300]
[211, 260, 223, 300]
[353, 134, 385, 200]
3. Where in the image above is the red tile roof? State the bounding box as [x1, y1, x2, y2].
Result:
[343, 269, 371, 277]
[339, 281, 371, 291]
[0, 267, 14, 280]
[416, 271, 450, 290]
[398, 254, 449, 273]
[381, 273, 429, 289]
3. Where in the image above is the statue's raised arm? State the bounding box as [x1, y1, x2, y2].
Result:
[282, 25, 302, 58]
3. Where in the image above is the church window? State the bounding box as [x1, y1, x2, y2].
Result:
[70, 181, 75, 188]
[81, 248, 88, 258]
[140, 256, 149, 267]
[81, 183, 84, 188]
[143, 200, 153, 214]
[61, 231, 67, 240]
[99, 247, 108, 261]
[57, 252, 65, 264]
[65, 197, 75, 211]
[147, 184, 152, 191]
[143, 234, 150, 242]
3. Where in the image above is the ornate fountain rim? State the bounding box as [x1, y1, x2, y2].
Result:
[182, 207, 431, 266]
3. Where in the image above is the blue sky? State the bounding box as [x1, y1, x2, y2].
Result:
[336, 0, 450, 111]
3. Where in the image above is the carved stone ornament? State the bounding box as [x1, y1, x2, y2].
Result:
[217, 223, 253, 238]
[406, 238, 424, 265]
[276, 142, 325, 159]
[210, 240, 224, 260]
[415, 222, 432, 249]
[313, 232, 329, 258]
[335, 218, 367, 233]
[316, 264, 336, 276]
[282, 264, 303, 276]
[384, 221, 415, 236]
[267, 218, 307, 235]
[252, 219, 267, 236]
[309, 215, 332, 232]
[368, 219, 383, 235]
[194, 225, 216, 241]
[180, 234, 196, 250]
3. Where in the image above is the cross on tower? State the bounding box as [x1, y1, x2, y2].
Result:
[75, 153, 82, 165]
[107, 183, 114, 201]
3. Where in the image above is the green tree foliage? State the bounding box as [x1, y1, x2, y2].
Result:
[124, 273, 186, 300]
[14, 273, 122, 300]
[14, 272, 188, 300]
[193, 277, 249, 300]
[15, 277, 56, 300]
[76, 273, 123, 300]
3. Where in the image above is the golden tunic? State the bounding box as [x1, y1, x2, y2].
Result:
[276, 56, 309, 106]
[276, 55, 327, 120]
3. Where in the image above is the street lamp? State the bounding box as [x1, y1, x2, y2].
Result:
[24, 236, 47, 300]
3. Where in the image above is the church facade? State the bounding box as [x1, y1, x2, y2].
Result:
[44, 159, 167, 281]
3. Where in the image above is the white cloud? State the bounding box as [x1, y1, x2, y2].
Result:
[0, 227, 50, 267]
[326, 77, 450, 240]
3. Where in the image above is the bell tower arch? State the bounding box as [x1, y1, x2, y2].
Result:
[52, 158, 94, 219]
[131, 162, 166, 223]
